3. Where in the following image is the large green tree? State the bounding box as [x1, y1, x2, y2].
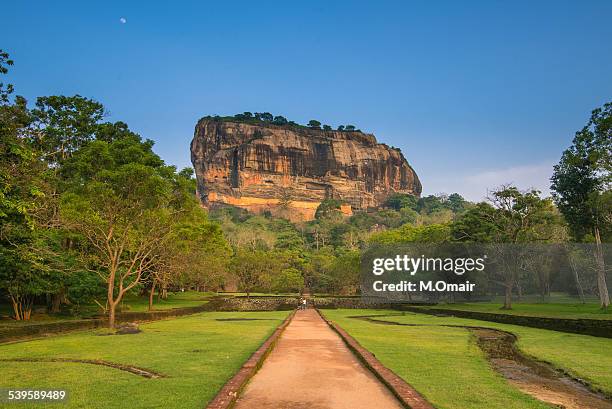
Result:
[551, 102, 611, 308]
[167, 210, 231, 299]
[0, 50, 52, 320]
[452, 187, 560, 309]
[230, 250, 275, 298]
[60, 135, 184, 327]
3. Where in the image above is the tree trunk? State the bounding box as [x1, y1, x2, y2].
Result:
[108, 304, 116, 329]
[568, 253, 586, 304]
[10, 294, 33, 320]
[10, 295, 22, 320]
[107, 275, 116, 328]
[502, 282, 513, 310]
[148, 281, 156, 312]
[160, 283, 168, 300]
[50, 288, 64, 313]
[594, 226, 610, 309]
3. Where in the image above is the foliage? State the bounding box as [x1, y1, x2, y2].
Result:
[58, 134, 208, 325]
[32, 95, 105, 164]
[170, 212, 232, 293]
[203, 112, 362, 133]
[307, 119, 321, 129]
[314, 198, 343, 220]
[0, 49, 14, 104]
[230, 250, 279, 297]
[551, 102, 611, 241]
[384, 193, 418, 211]
[453, 187, 559, 243]
[0, 50, 50, 319]
[452, 186, 564, 309]
[369, 223, 451, 244]
[551, 102, 611, 308]
[272, 268, 304, 293]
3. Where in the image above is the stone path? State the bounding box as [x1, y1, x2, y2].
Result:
[233, 309, 403, 409]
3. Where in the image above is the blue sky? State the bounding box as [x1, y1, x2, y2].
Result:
[4, 1, 612, 200]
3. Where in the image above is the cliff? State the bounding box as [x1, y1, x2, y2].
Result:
[190, 119, 421, 220]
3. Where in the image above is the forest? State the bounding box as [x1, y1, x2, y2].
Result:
[1, 49, 610, 327]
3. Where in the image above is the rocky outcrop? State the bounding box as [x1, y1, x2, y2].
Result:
[190, 119, 421, 220]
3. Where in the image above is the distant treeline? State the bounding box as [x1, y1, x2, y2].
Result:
[203, 111, 360, 132]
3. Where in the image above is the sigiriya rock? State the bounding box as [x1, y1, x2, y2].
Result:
[190, 117, 421, 221]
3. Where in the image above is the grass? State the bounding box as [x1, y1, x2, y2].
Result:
[322, 309, 612, 409]
[0, 310, 289, 408]
[427, 300, 612, 320]
[115, 291, 214, 312]
[0, 291, 216, 327]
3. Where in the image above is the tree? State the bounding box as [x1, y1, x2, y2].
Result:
[327, 251, 360, 295]
[452, 186, 560, 309]
[273, 115, 288, 125]
[451, 203, 498, 243]
[0, 227, 55, 320]
[0, 50, 52, 320]
[272, 268, 304, 293]
[315, 198, 343, 221]
[0, 49, 14, 104]
[168, 212, 231, 298]
[447, 193, 468, 214]
[260, 112, 273, 122]
[94, 121, 139, 143]
[345, 124, 356, 131]
[30, 97, 139, 314]
[322, 124, 332, 131]
[230, 250, 271, 298]
[60, 136, 181, 327]
[384, 193, 418, 211]
[308, 120, 321, 129]
[370, 223, 451, 244]
[551, 102, 611, 308]
[143, 172, 230, 309]
[337, 125, 345, 131]
[31, 95, 105, 164]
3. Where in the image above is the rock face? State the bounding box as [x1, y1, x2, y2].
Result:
[191, 119, 421, 220]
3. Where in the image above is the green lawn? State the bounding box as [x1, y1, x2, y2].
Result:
[322, 309, 612, 409]
[116, 291, 214, 312]
[426, 300, 612, 320]
[0, 310, 289, 408]
[0, 291, 215, 327]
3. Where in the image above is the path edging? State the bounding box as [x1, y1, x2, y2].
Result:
[205, 310, 296, 409]
[316, 309, 434, 409]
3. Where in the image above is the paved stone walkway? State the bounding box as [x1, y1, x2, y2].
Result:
[233, 309, 403, 409]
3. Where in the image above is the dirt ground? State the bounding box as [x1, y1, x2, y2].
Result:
[233, 309, 403, 409]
